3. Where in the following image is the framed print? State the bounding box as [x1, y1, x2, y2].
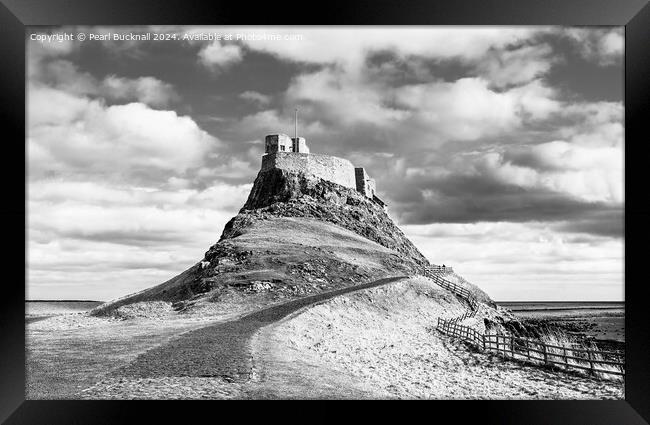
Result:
[1, 0, 648, 423]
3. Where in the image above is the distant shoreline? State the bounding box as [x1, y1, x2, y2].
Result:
[26, 300, 104, 303]
[26, 300, 623, 305]
[506, 307, 623, 311]
[496, 301, 624, 304]
[497, 301, 624, 313]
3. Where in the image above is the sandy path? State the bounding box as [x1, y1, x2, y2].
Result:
[111, 276, 406, 380]
[245, 310, 381, 399]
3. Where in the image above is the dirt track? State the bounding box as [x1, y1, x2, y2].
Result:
[115, 276, 408, 381]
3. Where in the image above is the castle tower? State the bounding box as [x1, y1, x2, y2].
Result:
[264, 110, 310, 154]
[265, 134, 293, 153]
[291, 137, 309, 153]
[355, 168, 376, 198]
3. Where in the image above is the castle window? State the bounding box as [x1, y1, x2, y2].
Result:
[280, 145, 285, 151]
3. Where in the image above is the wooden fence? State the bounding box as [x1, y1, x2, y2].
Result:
[437, 317, 625, 378]
[424, 265, 454, 274]
[422, 267, 479, 311]
[423, 264, 624, 378]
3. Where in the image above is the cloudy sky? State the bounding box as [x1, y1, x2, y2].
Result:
[27, 26, 624, 301]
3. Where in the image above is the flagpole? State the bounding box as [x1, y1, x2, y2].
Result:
[294, 108, 298, 140]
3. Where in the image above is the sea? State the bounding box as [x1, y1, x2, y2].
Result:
[25, 300, 103, 323]
[497, 301, 625, 343]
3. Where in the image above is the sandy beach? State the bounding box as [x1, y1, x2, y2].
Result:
[499, 301, 625, 354]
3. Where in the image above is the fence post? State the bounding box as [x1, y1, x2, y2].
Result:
[510, 336, 514, 358]
[587, 350, 594, 376]
[563, 347, 567, 369]
[482, 333, 486, 351]
[542, 342, 547, 364]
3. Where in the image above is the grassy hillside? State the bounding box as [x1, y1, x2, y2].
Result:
[92, 216, 426, 315]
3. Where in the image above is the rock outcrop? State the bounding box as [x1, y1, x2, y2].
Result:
[235, 167, 429, 266]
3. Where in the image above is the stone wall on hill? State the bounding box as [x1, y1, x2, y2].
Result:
[261, 152, 357, 190]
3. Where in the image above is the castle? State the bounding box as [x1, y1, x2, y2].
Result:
[262, 133, 387, 211]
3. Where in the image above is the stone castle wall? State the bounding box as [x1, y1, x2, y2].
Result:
[355, 167, 376, 198]
[261, 152, 357, 189]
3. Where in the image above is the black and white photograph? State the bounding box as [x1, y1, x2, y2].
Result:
[25, 25, 625, 400]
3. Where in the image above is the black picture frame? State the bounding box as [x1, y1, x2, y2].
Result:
[1, 0, 648, 423]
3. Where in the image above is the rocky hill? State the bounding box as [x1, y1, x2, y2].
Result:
[236, 167, 429, 266]
[93, 164, 491, 316]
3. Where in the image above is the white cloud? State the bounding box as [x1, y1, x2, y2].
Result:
[40, 59, 98, 95]
[396, 78, 521, 142]
[225, 27, 539, 69]
[28, 180, 251, 243]
[402, 221, 623, 301]
[513, 140, 621, 172]
[27, 180, 251, 299]
[27, 33, 77, 79]
[479, 140, 623, 203]
[237, 109, 327, 141]
[564, 28, 624, 65]
[478, 44, 557, 88]
[281, 71, 562, 149]
[600, 30, 624, 57]
[205, 157, 259, 181]
[199, 42, 243, 69]
[508, 79, 561, 120]
[28, 85, 216, 179]
[36, 59, 179, 107]
[560, 101, 624, 148]
[279, 53, 561, 146]
[239, 90, 271, 106]
[286, 68, 408, 127]
[102, 75, 179, 107]
[26, 38, 239, 299]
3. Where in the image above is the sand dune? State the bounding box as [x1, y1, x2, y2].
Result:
[256, 277, 624, 399]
